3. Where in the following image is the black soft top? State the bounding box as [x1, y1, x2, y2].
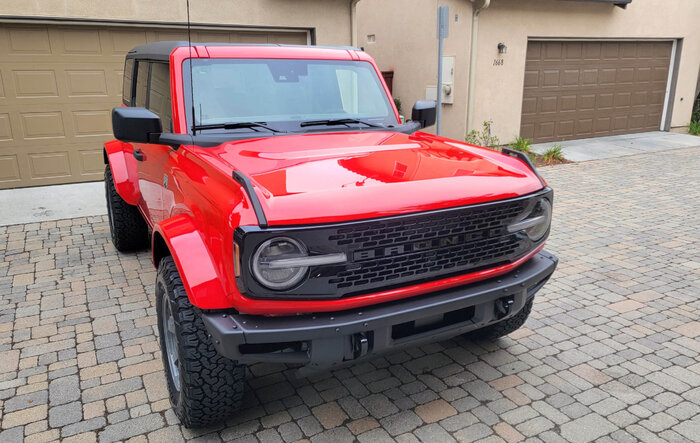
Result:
[126, 41, 360, 62]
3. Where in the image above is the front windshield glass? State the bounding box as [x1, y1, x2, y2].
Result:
[188, 58, 396, 131]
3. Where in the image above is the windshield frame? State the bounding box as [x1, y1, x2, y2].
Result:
[181, 57, 400, 135]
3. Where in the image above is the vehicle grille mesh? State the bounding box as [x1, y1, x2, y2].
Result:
[325, 199, 531, 295]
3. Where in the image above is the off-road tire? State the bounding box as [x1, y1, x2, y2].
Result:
[104, 165, 148, 251]
[470, 298, 533, 340]
[156, 256, 246, 428]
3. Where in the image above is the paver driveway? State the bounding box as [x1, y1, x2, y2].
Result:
[1, 147, 700, 443]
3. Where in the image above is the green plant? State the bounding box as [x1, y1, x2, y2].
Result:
[465, 120, 500, 148]
[543, 144, 564, 164]
[393, 97, 402, 114]
[509, 136, 532, 153]
[692, 93, 700, 123]
[689, 120, 700, 136]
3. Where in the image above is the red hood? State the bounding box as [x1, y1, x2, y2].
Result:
[196, 131, 543, 225]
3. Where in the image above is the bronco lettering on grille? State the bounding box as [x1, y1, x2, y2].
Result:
[352, 229, 501, 261]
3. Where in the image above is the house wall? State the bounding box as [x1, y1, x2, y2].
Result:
[0, 0, 354, 45]
[356, 0, 474, 141]
[357, 0, 700, 143]
[475, 0, 700, 142]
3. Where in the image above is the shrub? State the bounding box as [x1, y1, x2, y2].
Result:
[465, 120, 500, 148]
[543, 145, 564, 164]
[690, 120, 700, 136]
[393, 97, 402, 114]
[509, 136, 532, 153]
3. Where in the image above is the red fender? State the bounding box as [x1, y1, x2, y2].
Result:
[153, 215, 229, 309]
[104, 140, 140, 205]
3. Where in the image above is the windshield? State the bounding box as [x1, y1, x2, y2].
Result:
[187, 58, 397, 132]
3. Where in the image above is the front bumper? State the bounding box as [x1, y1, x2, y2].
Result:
[203, 251, 557, 376]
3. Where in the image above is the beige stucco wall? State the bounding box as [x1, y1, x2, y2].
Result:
[357, 0, 474, 141]
[358, 0, 700, 143]
[0, 0, 354, 45]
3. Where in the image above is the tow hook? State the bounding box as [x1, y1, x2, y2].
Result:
[495, 295, 515, 319]
[352, 332, 370, 359]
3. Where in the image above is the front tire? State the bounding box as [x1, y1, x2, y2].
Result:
[104, 165, 148, 251]
[470, 298, 533, 340]
[156, 256, 246, 428]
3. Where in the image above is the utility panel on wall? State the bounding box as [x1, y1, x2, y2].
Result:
[426, 56, 455, 104]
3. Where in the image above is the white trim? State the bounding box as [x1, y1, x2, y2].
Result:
[0, 17, 311, 40]
[660, 39, 677, 131]
[528, 37, 676, 42]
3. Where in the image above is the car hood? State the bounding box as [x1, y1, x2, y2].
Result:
[197, 131, 544, 225]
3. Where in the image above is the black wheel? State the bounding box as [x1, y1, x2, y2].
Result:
[470, 298, 534, 340]
[104, 165, 149, 252]
[156, 256, 246, 428]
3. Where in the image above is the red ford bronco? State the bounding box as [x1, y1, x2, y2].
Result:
[105, 42, 557, 427]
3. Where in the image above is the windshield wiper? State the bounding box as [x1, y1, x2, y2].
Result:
[299, 118, 382, 128]
[193, 122, 284, 133]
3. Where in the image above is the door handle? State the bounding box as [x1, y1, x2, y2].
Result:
[133, 149, 144, 161]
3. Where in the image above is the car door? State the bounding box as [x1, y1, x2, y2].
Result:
[132, 60, 173, 224]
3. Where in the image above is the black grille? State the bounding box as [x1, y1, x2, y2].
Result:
[326, 199, 529, 292]
[235, 189, 551, 300]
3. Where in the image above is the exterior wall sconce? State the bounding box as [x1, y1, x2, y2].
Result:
[498, 42, 507, 54]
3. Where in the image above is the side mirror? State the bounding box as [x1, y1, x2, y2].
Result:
[411, 100, 437, 128]
[112, 107, 162, 144]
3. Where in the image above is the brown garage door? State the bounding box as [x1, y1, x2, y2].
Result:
[0, 24, 308, 189]
[520, 40, 672, 143]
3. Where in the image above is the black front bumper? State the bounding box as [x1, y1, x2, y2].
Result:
[203, 251, 557, 376]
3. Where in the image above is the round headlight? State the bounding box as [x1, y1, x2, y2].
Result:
[251, 237, 308, 290]
[525, 199, 552, 241]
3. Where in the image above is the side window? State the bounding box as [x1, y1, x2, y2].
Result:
[147, 63, 172, 132]
[122, 58, 135, 105]
[134, 61, 149, 108]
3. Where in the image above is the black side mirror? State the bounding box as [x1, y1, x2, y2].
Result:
[112, 107, 162, 143]
[411, 100, 437, 128]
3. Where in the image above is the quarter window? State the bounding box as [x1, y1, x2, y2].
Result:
[134, 61, 149, 108]
[122, 58, 135, 105]
[147, 63, 172, 132]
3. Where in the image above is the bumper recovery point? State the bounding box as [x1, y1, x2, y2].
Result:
[203, 251, 557, 376]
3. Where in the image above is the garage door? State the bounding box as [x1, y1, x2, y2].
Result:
[0, 24, 308, 189]
[520, 40, 672, 143]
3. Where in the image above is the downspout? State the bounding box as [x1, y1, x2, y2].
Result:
[467, 0, 491, 133]
[351, 0, 361, 47]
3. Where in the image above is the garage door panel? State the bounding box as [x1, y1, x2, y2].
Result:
[0, 23, 309, 188]
[72, 110, 112, 137]
[594, 117, 611, 133]
[0, 113, 11, 141]
[602, 43, 620, 59]
[7, 27, 52, 54]
[564, 42, 582, 60]
[581, 69, 598, 85]
[558, 120, 574, 137]
[59, 28, 102, 55]
[78, 149, 105, 175]
[27, 151, 71, 179]
[520, 40, 672, 143]
[0, 155, 21, 183]
[66, 70, 109, 97]
[110, 30, 148, 54]
[521, 97, 537, 115]
[21, 112, 65, 139]
[523, 70, 539, 89]
[13, 70, 59, 97]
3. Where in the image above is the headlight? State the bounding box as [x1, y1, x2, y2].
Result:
[251, 237, 308, 290]
[507, 198, 552, 242]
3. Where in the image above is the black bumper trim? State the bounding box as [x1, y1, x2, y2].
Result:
[203, 251, 557, 375]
